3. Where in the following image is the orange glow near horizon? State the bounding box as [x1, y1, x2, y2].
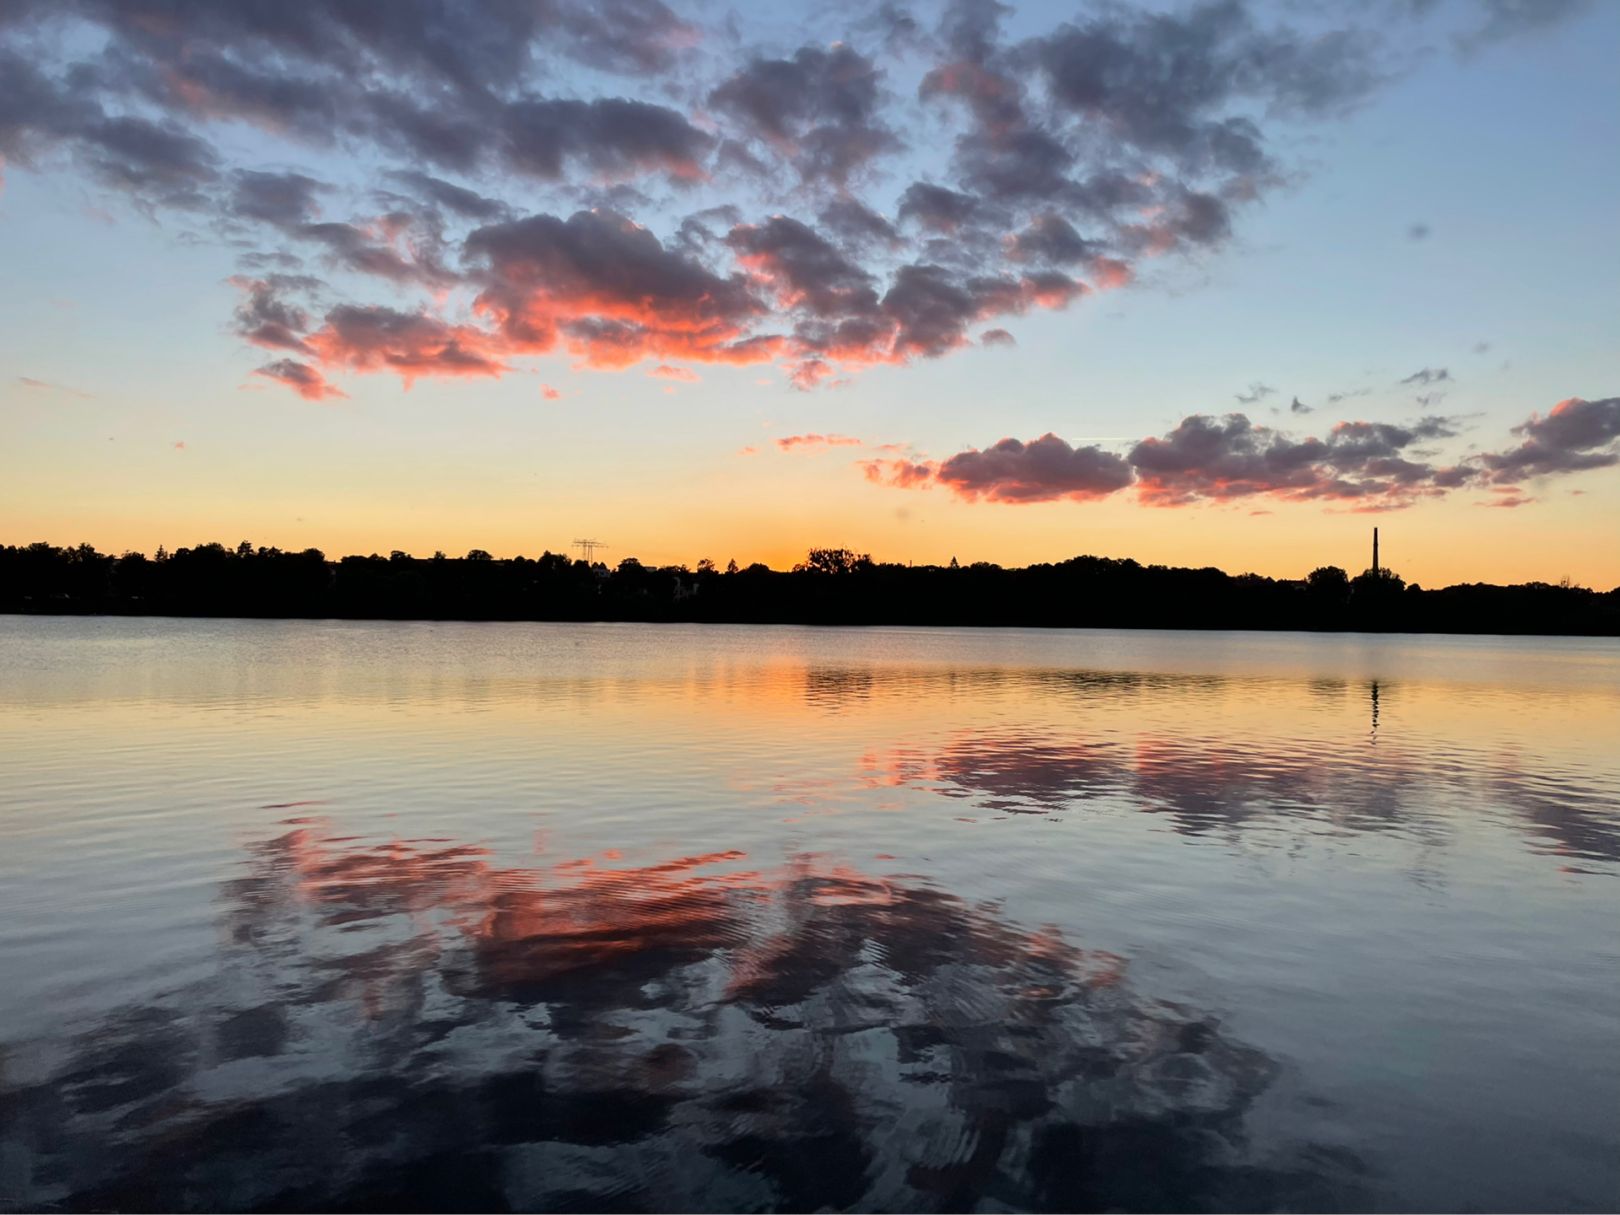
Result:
[4, 489, 1616, 590]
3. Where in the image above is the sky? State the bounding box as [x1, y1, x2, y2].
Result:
[1, 0, 1617, 587]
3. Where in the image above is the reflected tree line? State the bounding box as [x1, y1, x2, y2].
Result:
[3, 541, 1617, 634]
[0, 827, 1366, 1213]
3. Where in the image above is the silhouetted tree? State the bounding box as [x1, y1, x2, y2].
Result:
[2, 541, 1615, 634]
[1307, 566, 1350, 600]
[796, 547, 873, 575]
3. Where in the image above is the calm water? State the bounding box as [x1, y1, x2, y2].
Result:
[1, 618, 1617, 1213]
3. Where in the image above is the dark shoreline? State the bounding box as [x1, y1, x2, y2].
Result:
[7, 542, 1617, 637]
[6, 608, 1618, 640]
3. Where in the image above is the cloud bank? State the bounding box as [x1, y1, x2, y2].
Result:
[862, 398, 1620, 510]
[0, 0, 1588, 398]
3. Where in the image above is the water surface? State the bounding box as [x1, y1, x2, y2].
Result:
[1, 618, 1617, 1212]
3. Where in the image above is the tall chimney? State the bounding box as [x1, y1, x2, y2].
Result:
[1373, 527, 1380, 574]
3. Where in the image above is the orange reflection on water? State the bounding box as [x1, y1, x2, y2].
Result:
[246, 819, 1141, 1027]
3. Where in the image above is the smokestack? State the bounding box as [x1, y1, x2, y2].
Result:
[1373, 527, 1380, 574]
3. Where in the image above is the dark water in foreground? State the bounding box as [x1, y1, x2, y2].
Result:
[1, 619, 1617, 1213]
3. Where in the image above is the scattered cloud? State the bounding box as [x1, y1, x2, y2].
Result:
[1407, 222, 1430, 241]
[1475, 396, 1620, 482]
[1478, 488, 1534, 508]
[933, 434, 1135, 503]
[541, 384, 562, 400]
[709, 45, 899, 185]
[0, 0, 1588, 396]
[863, 396, 1618, 510]
[1290, 396, 1311, 414]
[228, 170, 325, 227]
[1400, 367, 1451, 386]
[1455, 0, 1593, 51]
[253, 358, 348, 401]
[1235, 382, 1274, 405]
[777, 433, 866, 452]
[1129, 414, 1460, 509]
[304, 306, 506, 385]
[16, 375, 91, 398]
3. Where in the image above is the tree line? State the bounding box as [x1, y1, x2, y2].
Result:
[2, 541, 1615, 635]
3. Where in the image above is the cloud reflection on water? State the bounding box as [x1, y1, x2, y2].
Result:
[1, 823, 1365, 1213]
[835, 673, 1618, 865]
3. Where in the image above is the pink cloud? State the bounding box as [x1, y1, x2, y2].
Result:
[776, 433, 865, 452]
[253, 359, 349, 401]
[303, 307, 505, 386]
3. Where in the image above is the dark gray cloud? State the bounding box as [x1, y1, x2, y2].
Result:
[229, 170, 325, 227]
[77, 114, 218, 202]
[1120, 412, 1465, 507]
[0, 0, 1601, 393]
[1290, 396, 1311, 414]
[818, 199, 899, 249]
[1401, 367, 1451, 385]
[881, 263, 985, 357]
[24, 0, 688, 97]
[253, 358, 345, 400]
[0, 50, 97, 162]
[726, 217, 879, 319]
[863, 408, 1467, 508]
[230, 274, 321, 353]
[709, 45, 899, 184]
[1027, 4, 1383, 162]
[1008, 214, 1093, 266]
[1477, 397, 1620, 481]
[897, 182, 983, 233]
[463, 209, 770, 366]
[383, 170, 506, 221]
[0, 48, 219, 204]
[1126, 413, 1466, 506]
[1456, 0, 1592, 50]
[674, 204, 743, 255]
[297, 216, 458, 287]
[934, 434, 1135, 502]
[865, 394, 1612, 507]
[1235, 382, 1275, 405]
[304, 303, 507, 379]
[499, 97, 712, 184]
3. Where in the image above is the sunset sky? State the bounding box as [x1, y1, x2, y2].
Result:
[2, 0, 1616, 586]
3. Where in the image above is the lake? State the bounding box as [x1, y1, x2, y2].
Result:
[1, 617, 1617, 1212]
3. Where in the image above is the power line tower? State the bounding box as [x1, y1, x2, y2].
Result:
[572, 538, 608, 564]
